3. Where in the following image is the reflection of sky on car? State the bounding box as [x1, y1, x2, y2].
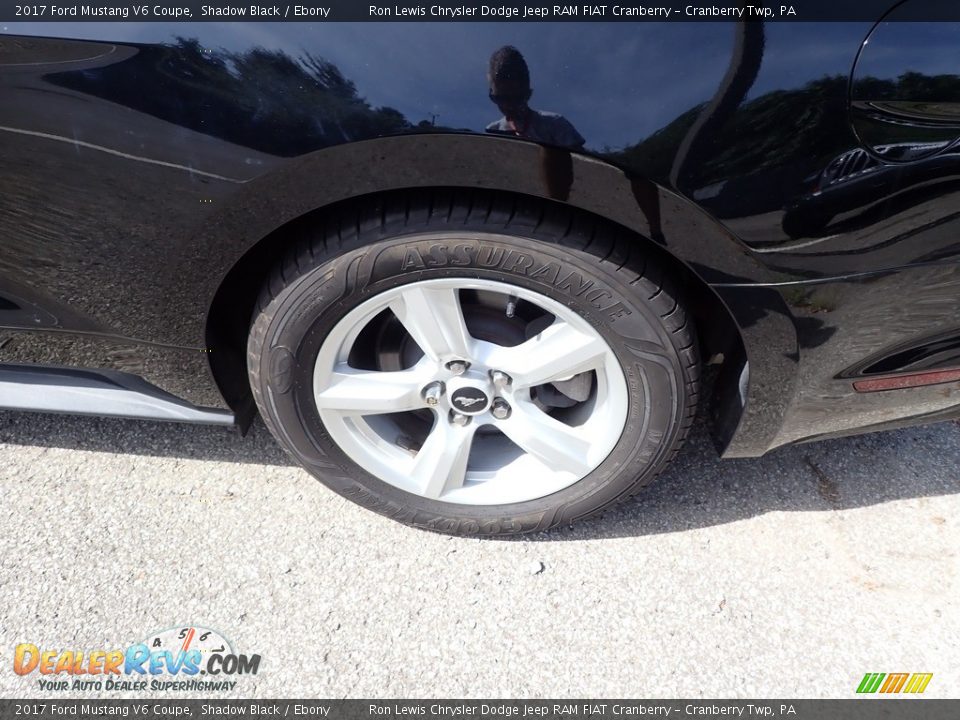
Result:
[854, 22, 960, 81]
[6, 21, 731, 147]
[746, 23, 871, 99]
[6, 21, 943, 149]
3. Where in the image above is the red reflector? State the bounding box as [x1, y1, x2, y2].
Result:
[854, 368, 960, 392]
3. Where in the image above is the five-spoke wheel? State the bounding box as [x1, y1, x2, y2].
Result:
[312, 279, 628, 505]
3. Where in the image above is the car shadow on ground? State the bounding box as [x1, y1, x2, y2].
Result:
[1, 410, 958, 539]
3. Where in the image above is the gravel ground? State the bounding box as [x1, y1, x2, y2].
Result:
[0, 411, 957, 698]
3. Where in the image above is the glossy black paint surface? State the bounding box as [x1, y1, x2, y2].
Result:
[2, 16, 960, 456]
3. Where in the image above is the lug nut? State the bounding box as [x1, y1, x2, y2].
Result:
[445, 360, 470, 375]
[422, 382, 444, 406]
[491, 398, 512, 420]
[450, 411, 471, 427]
[490, 370, 512, 388]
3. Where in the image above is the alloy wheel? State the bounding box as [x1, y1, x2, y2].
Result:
[312, 278, 629, 505]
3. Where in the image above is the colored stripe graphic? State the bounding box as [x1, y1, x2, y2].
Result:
[857, 672, 932, 694]
[857, 673, 885, 693]
[880, 673, 909, 693]
[903, 673, 933, 694]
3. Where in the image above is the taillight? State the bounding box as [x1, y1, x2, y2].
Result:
[853, 368, 960, 392]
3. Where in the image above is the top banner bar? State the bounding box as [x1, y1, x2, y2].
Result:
[3, 1, 960, 23]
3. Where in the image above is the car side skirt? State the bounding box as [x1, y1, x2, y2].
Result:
[0, 363, 235, 425]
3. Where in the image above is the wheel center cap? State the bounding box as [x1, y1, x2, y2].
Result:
[449, 385, 490, 415]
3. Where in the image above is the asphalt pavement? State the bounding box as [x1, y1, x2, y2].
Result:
[0, 411, 958, 698]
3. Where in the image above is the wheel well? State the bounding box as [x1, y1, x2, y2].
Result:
[206, 188, 746, 437]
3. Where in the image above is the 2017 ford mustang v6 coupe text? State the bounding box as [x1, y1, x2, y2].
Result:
[2, 3, 960, 534]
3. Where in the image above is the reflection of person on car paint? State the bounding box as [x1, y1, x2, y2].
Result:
[483, 46, 663, 240]
[485, 46, 585, 150]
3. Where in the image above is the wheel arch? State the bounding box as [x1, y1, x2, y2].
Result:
[203, 135, 752, 446]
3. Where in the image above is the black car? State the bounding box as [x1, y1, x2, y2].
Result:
[2, 7, 960, 535]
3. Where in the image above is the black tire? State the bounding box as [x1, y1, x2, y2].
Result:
[247, 191, 699, 536]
